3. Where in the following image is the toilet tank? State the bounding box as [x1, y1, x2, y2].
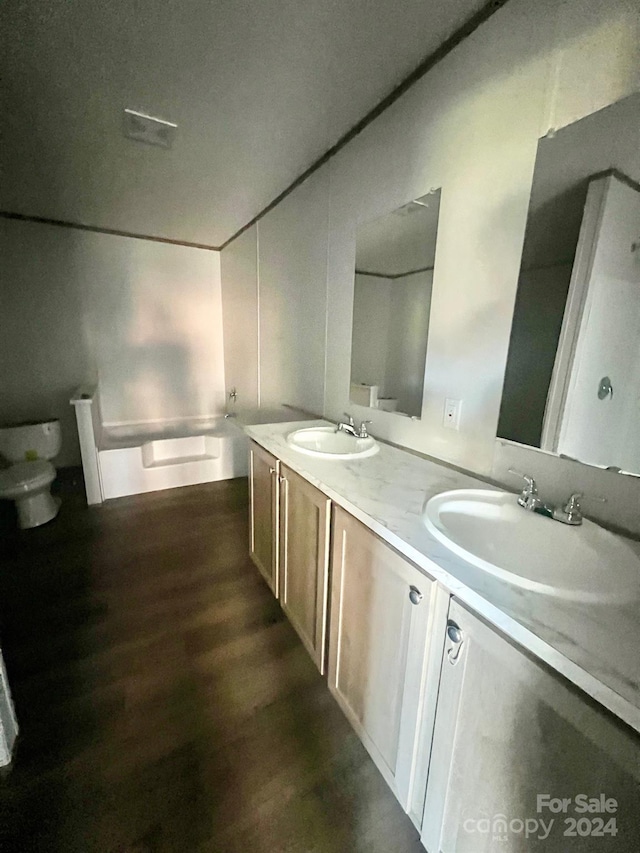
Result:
[0, 419, 62, 463]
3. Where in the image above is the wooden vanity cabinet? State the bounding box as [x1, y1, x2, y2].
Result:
[249, 441, 280, 596]
[278, 464, 331, 673]
[328, 505, 445, 811]
[421, 599, 640, 852]
[249, 442, 331, 673]
[253, 439, 640, 848]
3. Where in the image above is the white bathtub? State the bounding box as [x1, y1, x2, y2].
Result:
[71, 388, 248, 503]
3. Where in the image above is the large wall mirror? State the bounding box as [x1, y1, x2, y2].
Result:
[498, 93, 640, 475]
[349, 189, 441, 418]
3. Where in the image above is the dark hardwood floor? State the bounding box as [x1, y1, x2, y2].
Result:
[0, 473, 424, 852]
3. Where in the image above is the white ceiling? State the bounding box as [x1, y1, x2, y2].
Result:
[356, 191, 441, 275]
[0, 0, 488, 246]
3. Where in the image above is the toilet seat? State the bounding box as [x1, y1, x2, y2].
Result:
[0, 460, 56, 498]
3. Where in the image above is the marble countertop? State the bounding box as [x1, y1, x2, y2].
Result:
[245, 420, 640, 734]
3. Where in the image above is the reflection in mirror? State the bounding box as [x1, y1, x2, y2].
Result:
[498, 93, 640, 475]
[349, 189, 441, 418]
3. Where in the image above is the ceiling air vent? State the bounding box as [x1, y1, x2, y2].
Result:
[394, 191, 438, 216]
[123, 109, 177, 149]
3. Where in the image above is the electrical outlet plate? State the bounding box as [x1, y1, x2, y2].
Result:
[443, 398, 462, 430]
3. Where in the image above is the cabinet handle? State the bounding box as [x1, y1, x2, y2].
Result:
[446, 619, 464, 665]
[409, 585, 423, 605]
[269, 467, 276, 475]
[279, 475, 286, 484]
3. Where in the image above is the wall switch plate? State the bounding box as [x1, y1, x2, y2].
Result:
[443, 398, 462, 430]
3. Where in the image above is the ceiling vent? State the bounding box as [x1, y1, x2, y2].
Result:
[394, 191, 438, 216]
[123, 109, 177, 149]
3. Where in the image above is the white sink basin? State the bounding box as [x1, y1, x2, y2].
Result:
[424, 489, 640, 603]
[286, 426, 379, 460]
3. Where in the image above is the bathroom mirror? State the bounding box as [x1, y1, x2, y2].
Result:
[349, 189, 441, 418]
[498, 93, 640, 475]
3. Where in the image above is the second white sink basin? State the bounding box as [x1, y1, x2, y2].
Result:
[286, 426, 379, 460]
[424, 489, 640, 603]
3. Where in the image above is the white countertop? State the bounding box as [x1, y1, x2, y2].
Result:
[245, 420, 640, 734]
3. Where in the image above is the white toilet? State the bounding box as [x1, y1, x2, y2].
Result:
[0, 420, 62, 529]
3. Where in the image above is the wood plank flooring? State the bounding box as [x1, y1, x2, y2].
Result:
[0, 473, 424, 852]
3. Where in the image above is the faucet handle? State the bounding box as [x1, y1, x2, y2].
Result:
[508, 468, 541, 509]
[508, 467, 532, 481]
[554, 492, 606, 525]
[508, 468, 537, 491]
[359, 420, 372, 438]
[563, 492, 607, 511]
[562, 493, 582, 516]
[343, 412, 355, 426]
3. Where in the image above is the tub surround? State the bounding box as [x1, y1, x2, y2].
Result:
[245, 419, 640, 734]
[70, 386, 317, 504]
[71, 386, 248, 502]
[95, 406, 317, 500]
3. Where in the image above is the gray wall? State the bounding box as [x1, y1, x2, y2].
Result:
[384, 271, 433, 418]
[351, 275, 393, 391]
[0, 219, 225, 466]
[257, 170, 329, 415]
[220, 0, 640, 534]
[220, 225, 259, 412]
[0, 222, 94, 466]
[498, 263, 573, 447]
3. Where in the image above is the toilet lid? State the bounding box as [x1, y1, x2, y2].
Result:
[0, 460, 55, 493]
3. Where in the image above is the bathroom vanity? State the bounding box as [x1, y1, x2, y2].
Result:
[243, 92, 640, 850]
[246, 421, 640, 851]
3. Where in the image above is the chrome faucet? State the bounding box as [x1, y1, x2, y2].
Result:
[336, 413, 358, 437]
[509, 469, 544, 511]
[336, 413, 372, 439]
[508, 470, 606, 525]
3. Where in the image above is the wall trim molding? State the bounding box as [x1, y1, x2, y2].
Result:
[0, 210, 221, 251]
[591, 167, 640, 195]
[219, 0, 510, 250]
[355, 265, 435, 280]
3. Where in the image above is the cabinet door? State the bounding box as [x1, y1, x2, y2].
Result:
[279, 464, 331, 673]
[328, 505, 437, 809]
[422, 599, 640, 852]
[248, 441, 279, 596]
